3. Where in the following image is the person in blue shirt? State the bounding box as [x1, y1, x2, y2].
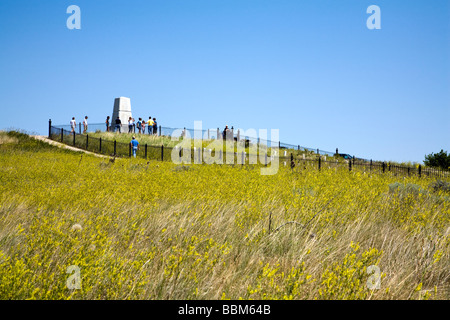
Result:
[137, 118, 142, 134]
[130, 136, 140, 158]
[152, 118, 158, 135]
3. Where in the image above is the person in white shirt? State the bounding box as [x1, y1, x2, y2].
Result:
[70, 117, 76, 133]
[83, 116, 88, 133]
[128, 117, 133, 133]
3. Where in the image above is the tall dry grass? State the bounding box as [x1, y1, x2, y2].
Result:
[0, 131, 448, 299]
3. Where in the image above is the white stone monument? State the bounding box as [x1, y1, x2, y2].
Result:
[111, 97, 132, 131]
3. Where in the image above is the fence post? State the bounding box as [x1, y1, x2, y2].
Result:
[86, 134, 89, 150]
[73, 131, 76, 146]
[79, 122, 81, 135]
[370, 159, 372, 171]
[217, 128, 220, 140]
[318, 156, 321, 171]
[159, 125, 161, 137]
[237, 130, 240, 142]
[99, 138, 102, 153]
[418, 164, 421, 177]
[114, 140, 116, 156]
[161, 145, 164, 161]
[208, 129, 210, 140]
[382, 162, 385, 173]
[48, 119, 52, 139]
[317, 148, 319, 155]
[60, 128, 63, 142]
[349, 159, 352, 171]
[145, 144, 147, 159]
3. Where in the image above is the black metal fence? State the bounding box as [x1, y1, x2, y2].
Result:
[49, 125, 274, 165]
[290, 155, 448, 179]
[48, 120, 449, 180]
[53, 121, 338, 156]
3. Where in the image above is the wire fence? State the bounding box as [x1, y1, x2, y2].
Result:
[48, 121, 450, 180]
[54, 121, 339, 156]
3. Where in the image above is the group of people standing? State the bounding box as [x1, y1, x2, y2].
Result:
[222, 125, 231, 139]
[70, 115, 159, 135]
[70, 116, 88, 133]
[128, 116, 158, 135]
[105, 116, 158, 135]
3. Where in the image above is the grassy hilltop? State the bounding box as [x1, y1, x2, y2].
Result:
[66, 130, 351, 163]
[0, 131, 449, 299]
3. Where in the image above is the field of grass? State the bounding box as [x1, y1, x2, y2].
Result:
[0, 131, 449, 300]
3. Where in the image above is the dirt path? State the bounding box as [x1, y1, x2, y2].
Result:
[31, 135, 110, 159]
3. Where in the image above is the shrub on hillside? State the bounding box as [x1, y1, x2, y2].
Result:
[388, 182, 423, 197]
[428, 180, 450, 194]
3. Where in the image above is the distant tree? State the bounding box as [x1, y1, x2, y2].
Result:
[423, 149, 450, 170]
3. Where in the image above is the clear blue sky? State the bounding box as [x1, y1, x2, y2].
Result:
[0, 0, 448, 163]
